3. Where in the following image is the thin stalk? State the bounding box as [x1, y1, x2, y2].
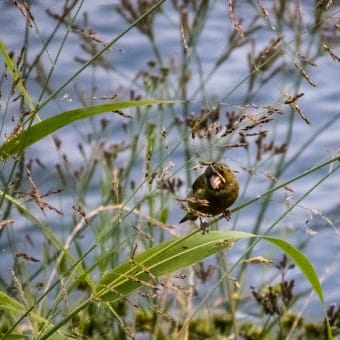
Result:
[219, 253, 239, 339]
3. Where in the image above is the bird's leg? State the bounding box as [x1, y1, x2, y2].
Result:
[199, 218, 210, 234]
[223, 209, 231, 221]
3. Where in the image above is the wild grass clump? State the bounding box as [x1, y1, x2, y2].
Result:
[0, 1, 339, 339]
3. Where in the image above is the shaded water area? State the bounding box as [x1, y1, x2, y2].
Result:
[0, 1, 340, 338]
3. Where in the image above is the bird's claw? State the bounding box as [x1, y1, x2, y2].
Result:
[199, 218, 210, 234]
[223, 209, 231, 221]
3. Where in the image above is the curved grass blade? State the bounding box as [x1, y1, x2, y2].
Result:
[0, 100, 176, 158]
[261, 236, 323, 302]
[0, 41, 35, 111]
[93, 231, 332, 338]
[261, 235, 332, 339]
[94, 230, 252, 302]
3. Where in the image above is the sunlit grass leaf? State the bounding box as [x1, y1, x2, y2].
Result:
[261, 235, 333, 339]
[0, 100, 176, 158]
[93, 230, 332, 338]
[261, 236, 324, 302]
[94, 231, 324, 302]
[94, 230, 251, 302]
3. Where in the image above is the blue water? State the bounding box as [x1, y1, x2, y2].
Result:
[1, 0, 339, 327]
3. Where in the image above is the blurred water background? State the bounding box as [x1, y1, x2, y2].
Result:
[0, 0, 339, 324]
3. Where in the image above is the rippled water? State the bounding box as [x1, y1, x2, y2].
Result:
[1, 0, 340, 326]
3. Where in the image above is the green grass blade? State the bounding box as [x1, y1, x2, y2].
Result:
[94, 230, 253, 302]
[0, 41, 35, 111]
[93, 231, 332, 338]
[261, 235, 333, 339]
[261, 236, 324, 302]
[0, 100, 176, 158]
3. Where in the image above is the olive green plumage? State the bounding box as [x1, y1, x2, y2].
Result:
[180, 162, 239, 223]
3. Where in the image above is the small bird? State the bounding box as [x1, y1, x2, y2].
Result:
[180, 162, 239, 223]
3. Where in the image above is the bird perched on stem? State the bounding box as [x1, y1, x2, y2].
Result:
[180, 162, 239, 225]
